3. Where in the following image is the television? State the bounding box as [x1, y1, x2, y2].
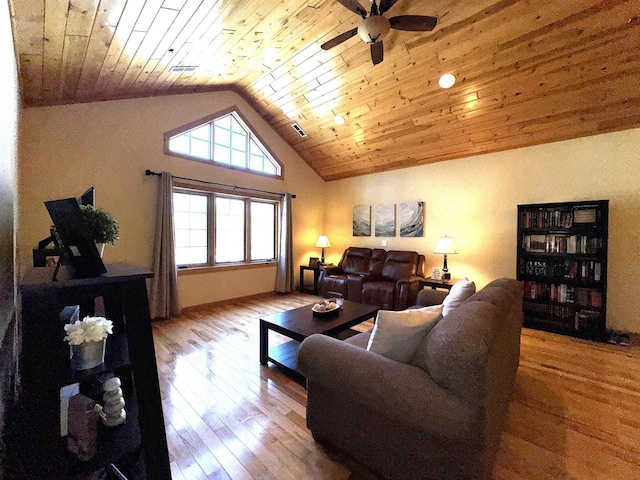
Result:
[45, 197, 107, 279]
[79, 187, 95, 207]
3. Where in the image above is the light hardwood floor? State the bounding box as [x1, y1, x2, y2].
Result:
[152, 292, 640, 480]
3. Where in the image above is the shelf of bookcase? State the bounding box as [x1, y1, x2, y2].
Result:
[11, 263, 171, 479]
[517, 200, 609, 341]
[9, 368, 142, 479]
[518, 276, 604, 288]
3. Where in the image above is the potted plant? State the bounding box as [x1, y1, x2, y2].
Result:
[64, 316, 114, 370]
[80, 204, 119, 256]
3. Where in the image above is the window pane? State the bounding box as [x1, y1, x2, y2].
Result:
[231, 149, 245, 167]
[215, 125, 230, 147]
[231, 131, 246, 151]
[173, 192, 208, 265]
[251, 202, 275, 260]
[215, 197, 245, 263]
[191, 125, 210, 141]
[169, 128, 211, 160]
[249, 139, 278, 175]
[191, 138, 210, 160]
[214, 144, 231, 164]
[169, 135, 190, 156]
[215, 114, 231, 129]
[263, 161, 276, 175]
[250, 153, 263, 171]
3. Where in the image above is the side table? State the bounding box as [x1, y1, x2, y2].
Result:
[419, 278, 460, 291]
[299, 265, 321, 294]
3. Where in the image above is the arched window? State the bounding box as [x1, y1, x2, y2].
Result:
[164, 108, 282, 177]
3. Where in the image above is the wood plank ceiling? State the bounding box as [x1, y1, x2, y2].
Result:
[9, 0, 640, 181]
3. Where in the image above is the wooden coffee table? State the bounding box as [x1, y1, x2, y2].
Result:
[260, 300, 379, 381]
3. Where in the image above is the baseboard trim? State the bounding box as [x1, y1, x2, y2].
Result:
[181, 290, 280, 313]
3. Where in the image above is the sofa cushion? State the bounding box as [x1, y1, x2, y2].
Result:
[381, 250, 419, 281]
[341, 247, 373, 274]
[366, 305, 443, 363]
[442, 278, 476, 316]
[362, 281, 396, 310]
[369, 248, 387, 274]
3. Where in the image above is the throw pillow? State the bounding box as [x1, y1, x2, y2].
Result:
[366, 304, 444, 363]
[442, 278, 476, 316]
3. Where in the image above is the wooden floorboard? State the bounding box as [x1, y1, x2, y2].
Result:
[152, 291, 640, 480]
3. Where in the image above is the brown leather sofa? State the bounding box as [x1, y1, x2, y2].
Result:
[318, 247, 425, 310]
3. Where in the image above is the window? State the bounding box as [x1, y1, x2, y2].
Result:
[173, 187, 279, 268]
[165, 109, 282, 177]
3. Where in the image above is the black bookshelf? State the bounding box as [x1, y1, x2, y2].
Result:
[8, 263, 171, 479]
[516, 201, 609, 340]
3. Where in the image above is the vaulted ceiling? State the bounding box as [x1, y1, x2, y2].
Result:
[9, 0, 640, 181]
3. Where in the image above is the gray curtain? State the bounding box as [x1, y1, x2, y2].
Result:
[149, 172, 181, 319]
[275, 193, 294, 293]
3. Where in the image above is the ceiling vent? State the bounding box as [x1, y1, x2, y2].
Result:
[169, 66, 198, 73]
[292, 123, 307, 137]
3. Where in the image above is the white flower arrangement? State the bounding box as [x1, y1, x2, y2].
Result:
[64, 316, 113, 346]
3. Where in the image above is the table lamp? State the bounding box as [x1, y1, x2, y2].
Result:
[434, 236, 458, 280]
[315, 235, 331, 264]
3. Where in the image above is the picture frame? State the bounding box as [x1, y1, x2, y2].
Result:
[353, 205, 371, 236]
[431, 268, 442, 280]
[375, 204, 396, 237]
[309, 257, 320, 267]
[399, 201, 424, 237]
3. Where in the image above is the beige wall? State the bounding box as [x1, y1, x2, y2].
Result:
[324, 128, 640, 332]
[18, 91, 327, 307]
[17, 89, 640, 332]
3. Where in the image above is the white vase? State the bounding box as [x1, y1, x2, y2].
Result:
[70, 339, 106, 370]
[96, 243, 105, 258]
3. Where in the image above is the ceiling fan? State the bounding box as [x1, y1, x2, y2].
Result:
[321, 0, 438, 65]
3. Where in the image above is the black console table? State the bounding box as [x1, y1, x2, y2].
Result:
[10, 263, 171, 479]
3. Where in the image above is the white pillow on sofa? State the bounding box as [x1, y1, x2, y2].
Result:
[442, 278, 476, 316]
[366, 304, 443, 363]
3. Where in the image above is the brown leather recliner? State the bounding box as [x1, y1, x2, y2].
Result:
[318, 247, 425, 310]
[318, 247, 373, 299]
[361, 250, 425, 310]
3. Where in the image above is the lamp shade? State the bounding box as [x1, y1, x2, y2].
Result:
[434, 236, 458, 255]
[315, 235, 331, 248]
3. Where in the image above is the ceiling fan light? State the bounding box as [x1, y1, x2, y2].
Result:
[358, 15, 391, 43]
[439, 73, 456, 89]
[334, 115, 346, 125]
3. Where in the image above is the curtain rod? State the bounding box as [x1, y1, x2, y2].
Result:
[145, 170, 295, 198]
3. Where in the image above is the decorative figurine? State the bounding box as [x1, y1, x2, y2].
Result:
[97, 376, 126, 427]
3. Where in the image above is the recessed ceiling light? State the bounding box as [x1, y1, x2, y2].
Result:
[334, 115, 345, 125]
[438, 73, 456, 89]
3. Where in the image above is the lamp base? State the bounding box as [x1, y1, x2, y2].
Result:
[442, 272, 451, 281]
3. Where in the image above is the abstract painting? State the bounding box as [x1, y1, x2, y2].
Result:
[375, 204, 395, 237]
[399, 201, 424, 237]
[353, 205, 371, 236]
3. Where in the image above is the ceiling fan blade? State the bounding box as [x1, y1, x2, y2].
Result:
[321, 27, 359, 50]
[336, 0, 368, 18]
[389, 15, 438, 31]
[370, 41, 384, 65]
[378, 0, 398, 14]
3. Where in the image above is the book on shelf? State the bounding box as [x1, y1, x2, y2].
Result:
[522, 234, 602, 254]
[522, 281, 603, 308]
[519, 209, 574, 229]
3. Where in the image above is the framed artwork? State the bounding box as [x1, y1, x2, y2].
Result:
[353, 205, 371, 236]
[399, 201, 424, 237]
[375, 204, 396, 237]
